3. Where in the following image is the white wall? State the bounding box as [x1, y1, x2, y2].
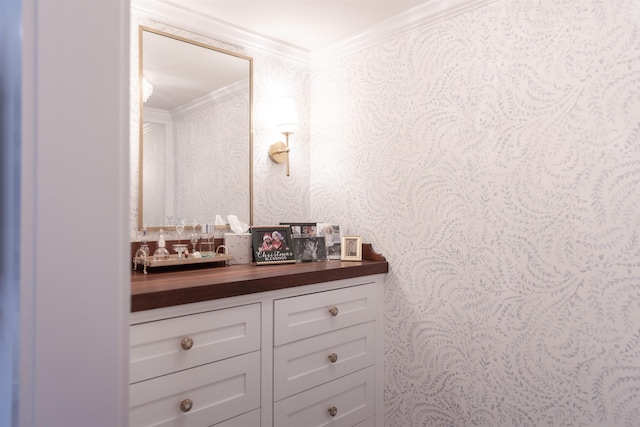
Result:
[20, 1, 130, 425]
[311, 0, 640, 425]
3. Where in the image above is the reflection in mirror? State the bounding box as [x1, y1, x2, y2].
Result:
[139, 26, 253, 230]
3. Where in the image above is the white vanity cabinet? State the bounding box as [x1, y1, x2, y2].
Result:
[272, 283, 379, 426]
[129, 303, 262, 427]
[130, 260, 386, 427]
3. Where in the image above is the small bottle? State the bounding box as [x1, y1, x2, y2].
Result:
[138, 228, 150, 257]
[153, 228, 170, 261]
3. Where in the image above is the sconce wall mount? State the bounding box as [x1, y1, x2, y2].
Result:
[269, 137, 291, 174]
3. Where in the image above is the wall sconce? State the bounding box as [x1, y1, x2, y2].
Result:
[269, 98, 298, 176]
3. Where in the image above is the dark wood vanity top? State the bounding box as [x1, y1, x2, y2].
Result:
[131, 244, 388, 312]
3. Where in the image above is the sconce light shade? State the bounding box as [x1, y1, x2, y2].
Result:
[269, 97, 299, 176]
[275, 97, 299, 133]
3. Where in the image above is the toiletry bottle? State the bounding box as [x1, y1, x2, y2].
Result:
[153, 228, 170, 260]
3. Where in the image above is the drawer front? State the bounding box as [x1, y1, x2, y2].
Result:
[274, 283, 377, 345]
[130, 351, 260, 427]
[274, 321, 376, 401]
[130, 303, 260, 383]
[214, 408, 260, 427]
[273, 366, 375, 427]
[354, 417, 375, 427]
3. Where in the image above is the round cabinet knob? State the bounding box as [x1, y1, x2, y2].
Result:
[328, 406, 338, 417]
[328, 353, 338, 363]
[329, 306, 339, 317]
[180, 398, 193, 413]
[180, 337, 194, 350]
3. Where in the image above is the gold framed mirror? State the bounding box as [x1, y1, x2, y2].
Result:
[138, 26, 253, 230]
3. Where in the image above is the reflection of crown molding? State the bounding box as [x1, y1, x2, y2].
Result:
[131, 0, 310, 66]
[171, 78, 249, 121]
[143, 108, 172, 125]
[312, 0, 498, 64]
[142, 122, 163, 134]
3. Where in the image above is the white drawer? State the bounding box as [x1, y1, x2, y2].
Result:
[273, 366, 375, 427]
[354, 417, 375, 427]
[130, 351, 260, 427]
[274, 321, 376, 401]
[130, 303, 260, 383]
[274, 283, 377, 345]
[214, 408, 260, 426]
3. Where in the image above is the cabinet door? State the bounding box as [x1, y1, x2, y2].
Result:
[130, 303, 260, 383]
[273, 366, 375, 427]
[274, 283, 377, 345]
[130, 351, 260, 427]
[274, 321, 376, 401]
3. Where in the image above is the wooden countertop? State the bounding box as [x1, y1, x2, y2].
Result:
[131, 244, 388, 312]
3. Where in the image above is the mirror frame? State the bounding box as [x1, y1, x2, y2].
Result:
[138, 26, 253, 230]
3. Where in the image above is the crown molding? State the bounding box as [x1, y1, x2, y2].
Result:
[311, 0, 499, 64]
[131, 0, 310, 67]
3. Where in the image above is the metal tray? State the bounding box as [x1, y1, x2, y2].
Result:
[133, 253, 233, 274]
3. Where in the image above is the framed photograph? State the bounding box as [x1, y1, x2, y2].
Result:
[341, 235, 362, 261]
[280, 222, 318, 238]
[293, 236, 327, 262]
[281, 222, 328, 262]
[318, 223, 341, 260]
[251, 226, 296, 265]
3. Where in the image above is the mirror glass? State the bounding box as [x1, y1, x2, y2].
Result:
[139, 26, 252, 230]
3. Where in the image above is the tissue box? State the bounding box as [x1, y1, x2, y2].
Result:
[223, 233, 252, 264]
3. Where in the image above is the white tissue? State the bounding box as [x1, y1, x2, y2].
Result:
[215, 215, 225, 226]
[228, 215, 250, 234]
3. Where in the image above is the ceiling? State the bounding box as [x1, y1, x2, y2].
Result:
[140, 0, 430, 110]
[173, 0, 428, 51]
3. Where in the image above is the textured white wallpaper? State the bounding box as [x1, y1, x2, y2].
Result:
[251, 53, 311, 225]
[311, 0, 640, 425]
[172, 90, 250, 224]
[141, 121, 166, 226]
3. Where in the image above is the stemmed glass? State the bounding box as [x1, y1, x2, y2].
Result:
[172, 243, 187, 259]
[172, 218, 187, 259]
[175, 218, 185, 243]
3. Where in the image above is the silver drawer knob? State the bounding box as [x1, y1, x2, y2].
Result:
[328, 306, 339, 317]
[180, 337, 194, 350]
[328, 353, 338, 363]
[180, 398, 193, 413]
[328, 406, 338, 417]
